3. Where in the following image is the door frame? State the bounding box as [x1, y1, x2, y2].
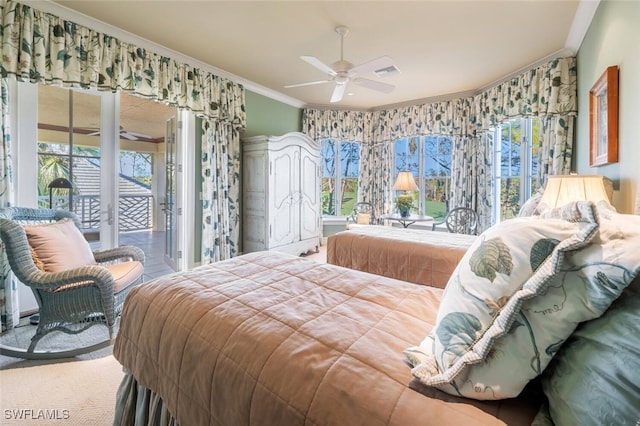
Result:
[172, 111, 196, 272]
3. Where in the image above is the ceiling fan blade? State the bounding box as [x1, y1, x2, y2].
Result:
[300, 55, 337, 76]
[121, 132, 139, 140]
[353, 78, 395, 93]
[349, 56, 395, 76]
[330, 84, 346, 103]
[284, 80, 332, 89]
[125, 131, 153, 139]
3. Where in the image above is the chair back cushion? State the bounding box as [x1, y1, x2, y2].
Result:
[24, 218, 97, 272]
[357, 213, 371, 225]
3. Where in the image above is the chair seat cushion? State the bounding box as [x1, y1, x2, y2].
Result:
[105, 261, 144, 293]
[24, 218, 96, 272]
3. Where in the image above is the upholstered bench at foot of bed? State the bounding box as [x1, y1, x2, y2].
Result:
[326, 227, 477, 288]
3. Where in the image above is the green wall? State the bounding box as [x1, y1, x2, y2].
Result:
[576, 0, 640, 213]
[241, 90, 302, 138]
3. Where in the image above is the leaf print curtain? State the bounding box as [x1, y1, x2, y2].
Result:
[0, 78, 18, 331]
[201, 120, 241, 263]
[0, 0, 246, 304]
[302, 57, 576, 231]
[0, 1, 245, 126]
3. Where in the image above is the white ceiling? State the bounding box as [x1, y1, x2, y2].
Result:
[43, 0, 594, 110]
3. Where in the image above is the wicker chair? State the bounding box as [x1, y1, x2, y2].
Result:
[431, 207, 479, 235]
[0, 207, 145, 359]
[345, 202, 378, 229]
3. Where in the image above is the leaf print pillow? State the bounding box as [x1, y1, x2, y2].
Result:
[404, 201, 606, 400]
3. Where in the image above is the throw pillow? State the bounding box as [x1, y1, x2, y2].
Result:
[518, 189, 543, 217]
[357, 213, 371, 225]
[405, 201, 602, 400]
[541, 217, 640, 425]
[24, 218, 96, 272]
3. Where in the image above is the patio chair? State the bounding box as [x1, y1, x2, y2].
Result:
[431, 207, 479, 235]
[0, 207, 145, 359]
[346, 202, 377, 229]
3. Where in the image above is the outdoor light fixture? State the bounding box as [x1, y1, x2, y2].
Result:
[48, 177, 74, 210]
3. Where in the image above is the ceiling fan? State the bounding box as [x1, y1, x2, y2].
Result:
[85, 126, 153, 141]
[284, 25, 397, 103]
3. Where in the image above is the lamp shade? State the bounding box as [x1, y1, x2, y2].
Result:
[394, 171, 419, 192]
[538, 175, 612, 211]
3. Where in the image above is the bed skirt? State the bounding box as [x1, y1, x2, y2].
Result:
[114, 371, 178, 426]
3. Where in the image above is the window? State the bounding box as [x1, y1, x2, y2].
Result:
[393, 136, 452, 220]
[321, 139, 360, 216]
[492, 117, 541, 222]
[37, 85, 103, 231]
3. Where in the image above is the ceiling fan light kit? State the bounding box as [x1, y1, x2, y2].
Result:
[285, 25, 396, 103]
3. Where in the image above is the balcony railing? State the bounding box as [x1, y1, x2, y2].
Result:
[40, 194, 153, 232]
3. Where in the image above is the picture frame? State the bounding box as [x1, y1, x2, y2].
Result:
[589, 65, 619, 167]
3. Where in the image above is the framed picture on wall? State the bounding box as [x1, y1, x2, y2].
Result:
[589, 65, 619, 166]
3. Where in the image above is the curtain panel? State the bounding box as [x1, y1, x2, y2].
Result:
[302, 57, 577, 230]
[201, 120, 241, 263]
[1, 77, 19, 332]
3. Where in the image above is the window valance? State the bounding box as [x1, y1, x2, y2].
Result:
[302, 109, 369, 142]
[303, 57, 576, 143]
[0, 1, 245, 128]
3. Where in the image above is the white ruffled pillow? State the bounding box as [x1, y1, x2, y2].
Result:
[405, 201, 607, 399]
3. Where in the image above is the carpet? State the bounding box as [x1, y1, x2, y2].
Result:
[0, 355, 123, 426]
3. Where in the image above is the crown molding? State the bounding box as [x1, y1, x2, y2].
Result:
[565, 0, 601, 53]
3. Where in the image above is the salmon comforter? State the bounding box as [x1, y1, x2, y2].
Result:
[327, 227, 477, 288]
[113, 251, 540, 425]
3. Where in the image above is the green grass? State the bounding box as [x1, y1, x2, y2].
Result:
[324, 191, 447, 220]
[424, 200, 446, 220]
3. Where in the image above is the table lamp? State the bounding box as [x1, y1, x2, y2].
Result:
[394, 171, 418, 217]
[537, 175, 613, 212]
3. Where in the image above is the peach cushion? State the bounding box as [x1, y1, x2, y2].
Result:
[24, 219, 96, 272]
[357, 213, 371, 225]
[105, 261, 144, 293]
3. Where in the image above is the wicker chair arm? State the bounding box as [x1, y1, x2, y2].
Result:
[23, 264, 115, 293]
[93, 245, 145, 264]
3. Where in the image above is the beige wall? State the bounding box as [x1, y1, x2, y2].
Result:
[576, 0, 640, 213]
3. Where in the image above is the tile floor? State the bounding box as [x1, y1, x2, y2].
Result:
[118, 230, 176, 280]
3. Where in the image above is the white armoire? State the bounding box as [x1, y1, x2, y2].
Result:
[242, 132, 321, 255]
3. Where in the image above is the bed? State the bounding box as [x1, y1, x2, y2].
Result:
[113, 251, 540, 426]
[327, 227, 477, 288]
